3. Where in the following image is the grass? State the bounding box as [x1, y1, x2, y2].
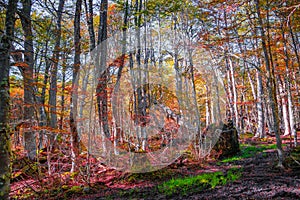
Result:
[115, 168, 242, 198]
[157, 168, 242, 197]
[221, 144, 279, 163]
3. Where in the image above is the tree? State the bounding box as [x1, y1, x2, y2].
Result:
[84, 0, 96, 51]
[97, 0, 110, 141]
[0, 0, 16, 198]
[49, 0, 65, 134]
[70, 0, 82, 172]
[19, 0, 36, 160]
[254, 0, 284, 167]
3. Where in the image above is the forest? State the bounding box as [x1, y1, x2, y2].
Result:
[0, 0, 300, 199]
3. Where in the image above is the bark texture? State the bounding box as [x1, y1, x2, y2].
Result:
[0, 0, 16, 198]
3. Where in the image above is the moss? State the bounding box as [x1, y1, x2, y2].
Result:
[221, 144, 280, 163]
[62, 185, 69, 190]
[0, 175, 10, 199]
[0, 126, 11, 199]
[70, 185, 82, 192]
[64, 185, 83, 197]
[157, 168, 242, 197]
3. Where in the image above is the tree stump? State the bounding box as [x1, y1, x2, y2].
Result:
[212, 121, 240, 159]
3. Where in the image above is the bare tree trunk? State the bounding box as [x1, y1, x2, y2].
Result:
[158, 10, 163, 69]
[212, 68, 222, 124]
[141, 3, 150, 151]
[255, 0, 284, 167]
[282, 23, 297, 146]
[288, 21, 300, 74]
[255, 70, 265, 138]
[205, 84, 211, 127]
[83, 0, 96, 179]
[0, 0, 16, 198]
[39, 47, 51, 149]
[49, 0, 65, 132]
[188, 50, 201, 135]
[97, 0, 110, 141]
[288, 24, 300, 124]
[278, 77, 290, 136]
[84, 0, 96, 51]
[78, 55, 89, 138]
[293, 69, 300, 127]
[70, 0, 82, 172]
[226, 66, 234, 120]
[251, 27, 265, 137]
[248, 70, 257, 101]
[223, 10, 238, 128]
[287, 80, 297, 146]
[130, 0, 144, 150]
[229, 57, 239, 130]
[112, 0, 128, 154]
[59, 51, 67, 130]
[20, 0, 36, 160]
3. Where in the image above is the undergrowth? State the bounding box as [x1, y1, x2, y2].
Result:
[157, 168, 242, 197]
[221, 144, 279, 163]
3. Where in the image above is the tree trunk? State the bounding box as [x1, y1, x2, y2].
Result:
[282, 23, 297, 146]
[288, 21, 300, 75]
[278, 77, 290, 136]
[224, 10, 238, 129]
[49, 0, 65, 132]
[255, 0, 284, 167]
[97, 0, 110, 143]
[212, 122, 240, 159]
[71, 0, 81, 171]
[39, 45, 51, 149]
[0, 39, 12, 199]
[288, 24, 300, 124]
[205, 84, 211, 127]
[84, 0, 96, 51]
[0, 0, 16, 198]
[226, 63, 234, 120]
[141, 4, 150, 151]
[248, 70, 257, 101]
[59, 50, 67, 130]
[112, 0, 128, 154]
[189, 49, 202, 142]
[136, 0, 144, 150]
[20, 0, 36, 160]
[255, 70, 265, 138]
[70, 0, 82, 172]
[229, 57, 239, 130]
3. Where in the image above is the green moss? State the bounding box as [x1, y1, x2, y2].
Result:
[221, 144, 280, 163]
[157, 168, 242, 197]
[64, 185, 83, 197]
[0, 167, 11, 198]
[62, 185, 69, 190]
[68, 185, 82, 193]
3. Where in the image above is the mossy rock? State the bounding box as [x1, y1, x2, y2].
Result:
[212, 121, 240, 159]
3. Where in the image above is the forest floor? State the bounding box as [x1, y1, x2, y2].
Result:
[10, 134, 300, 199]
[73, 135, 300, 200]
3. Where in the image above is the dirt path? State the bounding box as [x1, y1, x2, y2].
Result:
[185, 151, 300, 200]
[75, 149, 300, 200]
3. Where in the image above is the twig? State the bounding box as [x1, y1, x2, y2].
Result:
[290, 155, 300, 166]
